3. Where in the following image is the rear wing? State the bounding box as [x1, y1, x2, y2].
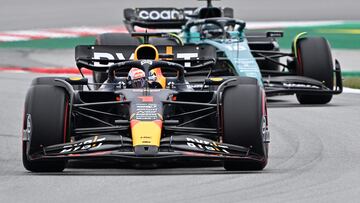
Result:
[75, 44, 216, 71]
[124, 7, 233, 32]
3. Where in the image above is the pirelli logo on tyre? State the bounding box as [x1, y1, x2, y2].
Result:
[23, 114, 32, 141]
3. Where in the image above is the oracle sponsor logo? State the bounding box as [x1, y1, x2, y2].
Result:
[60, 137, 106, 154]
[186, 137, 230, 154]
[93, 52, 198, 67]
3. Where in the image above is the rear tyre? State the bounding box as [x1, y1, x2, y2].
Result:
[295, 37, 334, 104]
[93, 33, 140, 88]
[222, 78, 268, 171]
[22, 81, 69, 172]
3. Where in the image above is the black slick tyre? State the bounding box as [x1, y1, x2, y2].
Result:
[22, 82, 69, 172]
[222, 78, 268, 171]
[295, 37, 334, 104]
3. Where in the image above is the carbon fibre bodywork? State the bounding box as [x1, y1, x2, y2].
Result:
[23, 67, 268, 168]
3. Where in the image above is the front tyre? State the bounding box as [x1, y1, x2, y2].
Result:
[222, 78, 268, 171]
[295, 37, 334, 104]
[22, 83, 69, 172]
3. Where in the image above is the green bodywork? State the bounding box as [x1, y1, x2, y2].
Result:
[180, 28, 263, 86]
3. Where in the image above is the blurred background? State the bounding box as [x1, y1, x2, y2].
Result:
[0, 0, 359, 87]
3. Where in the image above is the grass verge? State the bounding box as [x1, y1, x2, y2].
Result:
[343, 77, 360, 89]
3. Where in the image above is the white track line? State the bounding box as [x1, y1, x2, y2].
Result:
[4, 31, 79, 38]
[0, 36, 31, 41]
[246, 20, 345, 29]
[343, 87, 360, 94]
[0, 26, 126, 42]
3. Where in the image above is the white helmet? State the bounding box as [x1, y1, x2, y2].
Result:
[127, 68, 146, 88]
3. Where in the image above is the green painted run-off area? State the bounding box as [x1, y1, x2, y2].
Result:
[277, 22, 360, 49]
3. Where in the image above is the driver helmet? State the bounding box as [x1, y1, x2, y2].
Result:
[200, 23, 224, 38]
[127, 68, 146, 88]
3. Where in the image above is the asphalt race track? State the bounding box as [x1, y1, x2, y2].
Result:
[1, 0, 360, 202]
